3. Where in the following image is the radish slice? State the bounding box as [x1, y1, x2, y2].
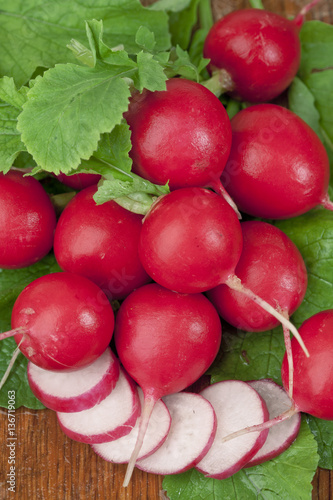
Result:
[245, 379, 301, 467]
[136, 392, 217, 475]
[27, 347, 120, 412]
[91, 388, 171, 463]
[196, 380, 269, 479]
[57, 367, 140, 444]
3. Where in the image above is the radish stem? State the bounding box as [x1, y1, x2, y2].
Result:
[0, 327, 25, 341]
[225, 275, 309, 358]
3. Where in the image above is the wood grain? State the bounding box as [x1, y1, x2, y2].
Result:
[1, 0, 332, 499]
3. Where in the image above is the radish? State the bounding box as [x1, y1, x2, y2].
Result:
[57, 367, 140, 444]
[124, 78, 237, 212]
[203, 2, 318, 102]
[138, 187, 308, 357]
[56, 172, 101, 190]
[0, 272, 114, 371]
[195, 380, 269, 479]
[281, 309, 333, 420]
[114, 282, 222, 486]
[27, 347, 119, 412]
[245, 379, 301, 467]
[0, 170, 56, 269]
[92, 388, 171, 463]
[221, 104, 333, 219]
[53, 185, 151, 300]
[136, 392, 217, 475]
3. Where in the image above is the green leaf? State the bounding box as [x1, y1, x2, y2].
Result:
[93, 122, 133, 175]
[133, 51, 167, 92]
[275, 209, 333, 326]
[0, 254, 61, 409]
[0, 77, 28, 109]
[168, 0, 202, 50]
[135, 26, 156, 52]
[17, 63, 133, 173]
[0, 102, 26, 173]
[299, 21, 333, 79]
[0, 0, 171, 86]
[163, 419, 318, 500]
[307, 416, 333, 469]
[288, 76, 323, 140]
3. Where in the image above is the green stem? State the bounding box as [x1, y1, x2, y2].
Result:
[198, 0, 214, 31]
[248, 0, 265, 9]
[226, 99, 241, 120]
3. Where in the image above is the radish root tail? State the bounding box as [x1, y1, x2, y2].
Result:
[0, 338, 24, 391]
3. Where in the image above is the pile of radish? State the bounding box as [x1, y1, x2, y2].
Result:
[1, 0, 333, 494]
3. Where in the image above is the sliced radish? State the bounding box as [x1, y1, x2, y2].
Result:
[196, 380, 269, 479]
[57, 367, 140, 444]
[136, 392, 217, 475]
[91, 388, 171, 463]
[245, 379, 301, 467]
[27, 347, 120, 412]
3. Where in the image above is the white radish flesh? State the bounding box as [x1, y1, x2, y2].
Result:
[196, 380, 269, 479]
[136, 392, 217, 475]
[57, 367, 140, 444]
[91, 388, 171, 463]
[245, 379, 301, 467]
[27, 347, 120, 412]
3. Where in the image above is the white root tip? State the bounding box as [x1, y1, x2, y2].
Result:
[0, 339, 24, 391]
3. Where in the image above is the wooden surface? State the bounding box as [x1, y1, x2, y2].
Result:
[1, 1, 333, 499]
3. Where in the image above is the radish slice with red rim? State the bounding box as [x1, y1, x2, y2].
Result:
[196, 380, 269, 479]
[91, 388, 171, 463]
[27, 347, 120, 412]
[245, 379, 301, 467]
[136, 392, 217, 475]
[57, 367, 140, 444]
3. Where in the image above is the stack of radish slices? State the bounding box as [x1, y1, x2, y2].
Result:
[26, 346, 301, 483]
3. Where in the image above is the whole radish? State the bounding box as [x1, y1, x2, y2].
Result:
[53, 185, 151, 300]
[281, 309, 333, 420]
[221, 104, 333, 219]
[203, 3, 316, 102]
[138, 187, 308, 357]
[0, 170, 57, 269]
[114, 282, 222, 485]
[207, 221, 308, 332]
[0, 272, 114, 371]
[56, 172, 101, 190]
[124, 78, 235, 211]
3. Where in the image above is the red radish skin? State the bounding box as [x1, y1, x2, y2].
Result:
[136, 392, 217, 475]
[221, 104, 332, 219]
[196, 380, 269, 479]
[125, 78, 232, 197]
[138, 187, 308, 356]
[27, 347, 120, 412]
[114, 283, 222, 486]
[92, 388, 171, 463]
[0, 170, 56, 269]
[281, 309, 333, 420]
[207, 221, 308, 332]
[56, 172, 101, 190]
[53, 185, 151, 300]
[57, 367, 140, 444]
[245, 379, 301, 467]
[203, 9, 301, 103]
[7, 272, 114, 371]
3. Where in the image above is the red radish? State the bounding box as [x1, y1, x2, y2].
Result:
[92, 388, 171, 463]
[195, 380, 269, 479]
[53, 185, 151, 300]
[138, 187, 308, 356]
[27, 347, 119, 412]
[245, 379, 301, 467]
[136, 392, 217, 475]
[281, 309, 333, 420]
[203, 4, 313, 103]
[56, 172, 101, 190]
[221, 104, 333, 219]
[57, 367, 140, 444]
[0, 272, 114, 371]
[114, 282, 222, 485]
[0, 170, 56, 269]
[207, 221, 308, 332]
[124, 78, 236, 211]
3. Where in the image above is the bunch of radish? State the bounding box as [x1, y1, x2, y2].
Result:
[0, 0, 333, 492]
